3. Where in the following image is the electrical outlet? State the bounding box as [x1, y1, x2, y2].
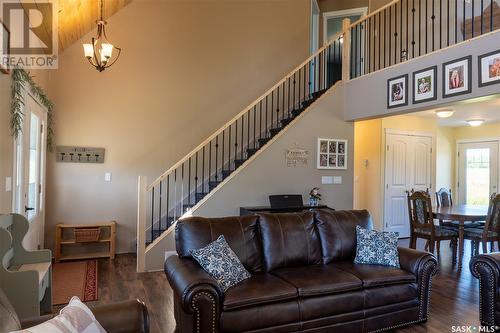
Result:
[104, 172, 112, 182]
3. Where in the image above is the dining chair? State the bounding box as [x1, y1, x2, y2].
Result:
[435, 187, 482, 229]
[466, 193, 500, 256]
[407, 190, 458, 261]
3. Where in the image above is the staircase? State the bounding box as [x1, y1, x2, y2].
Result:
[137, 0, 500, 272]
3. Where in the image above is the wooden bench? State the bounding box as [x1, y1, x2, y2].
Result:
[0, 214, 52, 319]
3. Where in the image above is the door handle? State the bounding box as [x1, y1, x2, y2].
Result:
[25, 206, 35, 212]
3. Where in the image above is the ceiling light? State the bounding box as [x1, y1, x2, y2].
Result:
[435, 110, 455, 118]
[83, 0, 122, 72]
[466, 119, 484, 127]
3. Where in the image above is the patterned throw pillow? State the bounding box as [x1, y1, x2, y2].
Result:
[190, 235, 251, 292]
[12, 296, 106, 333]
[354, 226, 400, 268]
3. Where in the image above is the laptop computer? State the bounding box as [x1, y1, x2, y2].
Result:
[268, 194, 304, 209]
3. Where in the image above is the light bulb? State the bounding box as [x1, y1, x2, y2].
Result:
[101, 43, 113, 59]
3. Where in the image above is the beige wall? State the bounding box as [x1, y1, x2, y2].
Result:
[454, 122, 500, 141]
[436, 126, 455, 192]
[45, 0, 312, 253]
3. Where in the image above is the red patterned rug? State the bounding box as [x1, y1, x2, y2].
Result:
[53, 260, 98, 305]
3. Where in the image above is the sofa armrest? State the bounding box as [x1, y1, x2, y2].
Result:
[165, 255, 222, 332]
[470, 253, 500, 327]
[92, 299, 149, 333]
[398, 247, 438, 320]
[20, 300, 149, 333]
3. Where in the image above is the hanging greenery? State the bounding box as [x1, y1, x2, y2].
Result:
[10, 67, 55, 151]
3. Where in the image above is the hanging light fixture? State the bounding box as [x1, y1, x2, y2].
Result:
[83, 0, 122, 72]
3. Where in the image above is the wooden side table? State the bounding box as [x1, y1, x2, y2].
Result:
[55, 221, 116, 263]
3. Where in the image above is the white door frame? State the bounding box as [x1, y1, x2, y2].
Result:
[456, 138, 500, 205]
[311, 0, 320, 54]
[12, 88, 48, 250]
[383, 129, 435, 236]
[322, 7, 368, 45]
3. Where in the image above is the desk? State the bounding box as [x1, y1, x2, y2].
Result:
[240, 205, 333, 216]
[433, 205, 488, 269]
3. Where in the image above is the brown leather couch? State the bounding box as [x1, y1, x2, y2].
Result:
[0, 287, 150, 333]
[470, 253, 500, 329]
[165, 209, 438, 333]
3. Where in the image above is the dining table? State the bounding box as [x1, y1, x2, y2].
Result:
[433, 204, 489, 269]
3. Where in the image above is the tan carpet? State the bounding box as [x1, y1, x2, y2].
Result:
[53, 260, 98, 305]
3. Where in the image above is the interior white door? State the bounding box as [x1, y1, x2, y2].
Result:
[384, 133, 433, 237]
[13, 92, 47, 250]
[457, 141, 499, 205]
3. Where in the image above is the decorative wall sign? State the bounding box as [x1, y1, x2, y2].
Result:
[412, 66, 437, 104]
[285, 144, 308, 167]
[443, 56, 472, 98]
[478, 49, 500, 87]
[387, 74, 408, 109]
[0, 21, 9, 74]
[317, 138, 347, 170]
[56, 146, 105, 163]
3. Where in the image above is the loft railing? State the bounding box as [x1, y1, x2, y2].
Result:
[349, 0, 500, 78]
[137, 34, 344, 270]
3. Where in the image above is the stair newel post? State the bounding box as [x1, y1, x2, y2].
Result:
[342, 18, 351, 82]
[136, 176, 147, 272]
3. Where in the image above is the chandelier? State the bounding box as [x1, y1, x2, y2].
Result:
[83, 0, 122, 72]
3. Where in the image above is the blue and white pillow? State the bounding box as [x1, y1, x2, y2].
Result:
[190, 235, 251, 292]
[354, 226, 400, 268]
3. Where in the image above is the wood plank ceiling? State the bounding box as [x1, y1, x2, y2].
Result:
[20, 0, 131, 52]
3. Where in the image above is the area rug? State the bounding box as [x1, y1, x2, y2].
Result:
[53, 260, 98, 305]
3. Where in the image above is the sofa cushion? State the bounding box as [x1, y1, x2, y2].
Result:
[175, 215, 263, 272]
[190, 235, 251, 292]
[314, 209, 373, 264]
[333, 262, 416, 288]
[363, 283, 418, 308]
[272, 265, 362, 297]
[257, 211, 322, 272]
[354, 226, 400, 268]
[223, 273, 297, 311]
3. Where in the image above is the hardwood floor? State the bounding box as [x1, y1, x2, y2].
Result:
[88, 239, 482, 333]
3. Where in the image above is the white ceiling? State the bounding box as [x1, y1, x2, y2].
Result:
[415, 94, 500, 127]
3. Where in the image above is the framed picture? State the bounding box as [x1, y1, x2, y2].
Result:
[317, 138, 347, 170]
[442, 56, 471, 98]
[387, 74, 408, 109]
[0, 21, 9, 74]
[478, 49, 500, 87]
[412, 66, 437, 103]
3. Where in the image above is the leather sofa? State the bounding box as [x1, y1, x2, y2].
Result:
[0, 287, 150, 333]
[165, 209, 438, 333]
[470, 253, 500, 329]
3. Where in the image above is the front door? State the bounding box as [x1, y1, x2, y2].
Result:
[384, 132, 433, 237]
[13, 92, 47, 250]
[458, 141, 499, 205]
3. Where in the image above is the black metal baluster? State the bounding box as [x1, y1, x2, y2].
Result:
[463, 0, 466, 41]
[368, 16, 371, 73]
[228, 124, 231, 169]
[276, 85, 280, 127]
[215, 136, 219, 180]
[166, 175, 169, 228]
[358, 24, 362, 76]
[240, 115, 244, 159]
[288, 77, 292, 117]
[188, 157, 191, 206]
[151, 186, 154, 242]
[412, 0, 416, 58]
[385, 9, 388, 67]
[265, 96, 268, 138]
[471, 0, 474, 38]
[439, 0, 443, 49]
[271, 90, 274, 131]
[234, 120, 238, 164]
[195, 151, 198, 199]
[481, 0, 484, 35]
[406, 0, 409, 59]
[253, 106, 256, 148]
[159, 180, 162, 231]
[259, 100, 263, 139]
[419, 0, 422, 55]
[246, 111, 250, 156]
[174, 169, 177, 221]
[282, 81, 286, 120]
[181, 163, 184, 210]
[425, 0, 428, 54]
[400, 0, 403, 60]
[491, 0, 493, 32]
[222, 130, 225, 173]
[202, 146, 205, 193]
[209, 141, 212, 183]
[455, 0, 458, 43]
[432, 0, 435, 52]
[394, 4, 398, 63]
[389, 7, 392, 65]
[303, 65, 307, 101]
